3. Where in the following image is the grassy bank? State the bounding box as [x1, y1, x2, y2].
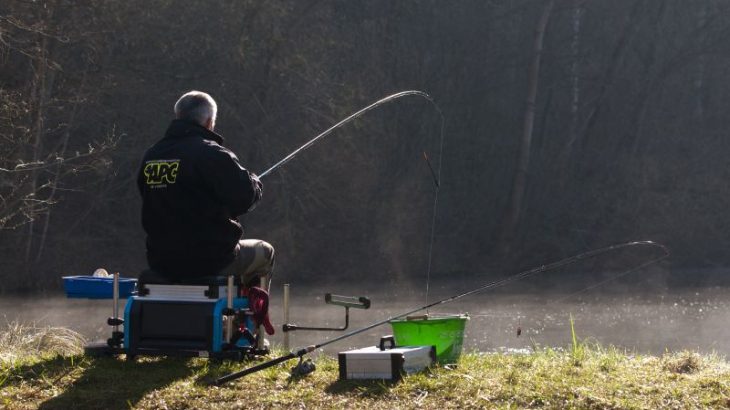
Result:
[1, 324, 729, 409]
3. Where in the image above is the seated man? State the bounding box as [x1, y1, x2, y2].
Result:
[137, 90, 274, 289]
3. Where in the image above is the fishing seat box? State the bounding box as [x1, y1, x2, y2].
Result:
[338, 336, 436, 381]
[124, 270, 254, 358]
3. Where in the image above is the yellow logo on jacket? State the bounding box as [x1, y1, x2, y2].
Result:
[144, 160, 180, 186]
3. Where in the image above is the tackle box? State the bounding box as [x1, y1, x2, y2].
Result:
[338, 336, 436, 381]
[62, 275, 137, 299]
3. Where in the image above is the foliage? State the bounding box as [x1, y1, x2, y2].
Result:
[0, 322, 85, 363]
[2, 1, 730, 291]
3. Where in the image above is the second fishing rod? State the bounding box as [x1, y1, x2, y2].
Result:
[213, 240, 669, 385]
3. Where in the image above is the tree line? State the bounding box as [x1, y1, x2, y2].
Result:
[2, 0, 730, 293]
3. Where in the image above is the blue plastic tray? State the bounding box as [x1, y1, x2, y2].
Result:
[63, 276, 137, 299]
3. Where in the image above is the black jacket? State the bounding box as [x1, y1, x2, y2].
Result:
[137, 119, 262, 278]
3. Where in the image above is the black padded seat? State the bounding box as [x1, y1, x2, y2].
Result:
[138, 269, 241, 286]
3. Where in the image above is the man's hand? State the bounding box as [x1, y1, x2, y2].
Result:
[251, 173, 262, 190]
[247, 172, 263, 212]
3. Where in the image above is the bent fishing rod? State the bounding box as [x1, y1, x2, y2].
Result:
[213, 240, 669, 385]
[256, 90, 442, 179]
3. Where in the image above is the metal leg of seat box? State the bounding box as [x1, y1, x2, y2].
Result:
[283, 283, 290, 350]
[106, 272, 124, 348]
[225, 275, 234, 344]
[256, 274, 270, 349]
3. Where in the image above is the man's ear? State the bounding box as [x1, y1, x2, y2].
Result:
[205, 117, 215, 130]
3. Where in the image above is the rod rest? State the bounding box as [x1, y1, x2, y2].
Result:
[325, 293, 371, 309]
[283, 293, 371, 332]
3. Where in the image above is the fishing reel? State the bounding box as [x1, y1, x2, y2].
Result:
[290, 357, 316, 377]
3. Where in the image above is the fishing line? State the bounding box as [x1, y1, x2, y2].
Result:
[212, 240, 668, 385]
[422, 116, 445, 310]
[255, 90, 447, 311]
[445, 250, 669, 337]
[549, 250, 668, 305]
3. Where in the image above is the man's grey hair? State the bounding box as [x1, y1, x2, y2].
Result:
[174, 91, 217, 127]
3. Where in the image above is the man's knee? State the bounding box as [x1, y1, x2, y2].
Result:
[238, 239, 275, 274]
[259, 241, 275, 265]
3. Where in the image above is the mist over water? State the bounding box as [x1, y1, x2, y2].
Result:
[276, 286, 730, 356]
[2, 285, 728, 357]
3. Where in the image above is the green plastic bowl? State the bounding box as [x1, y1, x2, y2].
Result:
[390, 314, 469, 363]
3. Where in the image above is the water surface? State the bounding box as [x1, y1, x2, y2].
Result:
[1, 287, 727, 356]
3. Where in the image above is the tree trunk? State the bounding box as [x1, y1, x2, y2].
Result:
[694, 2, 708, 123]
[25, 37, 52, 265]
[573, 0, 642, 160]
[35, 69, 87, 262]
[498, 0, 554, 250]
[567, 0, 585, 147]
[23, 2, 58, 278]
[557, 0, 586, 190]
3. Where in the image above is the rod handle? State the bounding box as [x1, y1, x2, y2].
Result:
[213, 345, 316, 385]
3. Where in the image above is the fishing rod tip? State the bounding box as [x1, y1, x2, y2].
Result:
[635, 240, 668, 249]
[622, 240, 670, 258]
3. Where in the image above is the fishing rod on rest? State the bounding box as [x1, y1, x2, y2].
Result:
[213, 240, 669, 386]
[256, 90, 442, 179]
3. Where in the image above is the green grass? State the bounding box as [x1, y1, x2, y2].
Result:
[1, 322, 730, 409]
